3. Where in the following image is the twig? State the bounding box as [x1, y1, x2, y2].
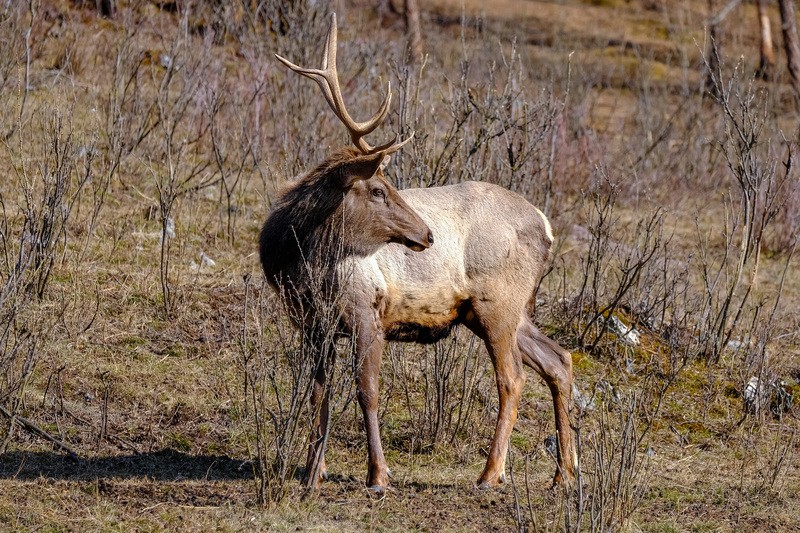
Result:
[0, 404, 79, 460]
[2, 0, 35, 142]
[708, 0, 742, 27]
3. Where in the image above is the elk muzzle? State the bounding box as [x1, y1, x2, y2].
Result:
[402, 230, 434, 252]
[390, 201, 433, 252]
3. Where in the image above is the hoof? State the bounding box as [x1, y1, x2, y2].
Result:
[366, 470, 390, 492]
[551, 471, 576, 491]
[476, 471, 505, 490]
[476, 480, 494, 491]
[366, 484, 387, 497]
[302, 469, 328, 489]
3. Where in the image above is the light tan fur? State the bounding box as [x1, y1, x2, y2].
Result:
[335, 181, 576, 491]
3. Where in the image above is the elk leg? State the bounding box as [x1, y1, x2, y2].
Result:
[516, 317, 575, 486]
[303, 349, 333, 489]
[355, 325, 390, 492]
[476, 323, 526, 488]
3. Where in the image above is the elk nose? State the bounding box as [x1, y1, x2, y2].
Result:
[427, 231, 434, 246]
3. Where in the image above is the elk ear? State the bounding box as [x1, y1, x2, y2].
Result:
[340, 152, 385, 188]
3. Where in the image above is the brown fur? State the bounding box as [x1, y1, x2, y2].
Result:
[261, 148, 376, 286]
[260, 148, 431, 296]
[260, 152, 575, 494]
[265, 12, 572, 496]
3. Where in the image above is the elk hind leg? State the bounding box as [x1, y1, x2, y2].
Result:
[517, 317, 575, 486]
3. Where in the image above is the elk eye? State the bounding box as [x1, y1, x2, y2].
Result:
[371, 188, 385, 199]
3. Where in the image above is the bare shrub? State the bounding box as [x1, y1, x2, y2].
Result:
[96, 7, 155, 228]
[0, 2, 28, 97]
[730, 238, 797, 424]
[139, 8, 217, 316]
[547, 168, 682, 364]
[0, 110, 90, 446]
[757, 423, 797, 495]
[204, 0, 331, 53]
[384, 329, 491, 450]
[240, 276, 318, 504]
[695, 60, 796, 365]
[766, 169, 800, 254]
[573, 391, 651, 532]
[509, 385, 656, 533]
[207, 87, 252, 245]
[241, 246, 359, 503]
[0, 1, 35, 142]
[393, 39, 558, 203]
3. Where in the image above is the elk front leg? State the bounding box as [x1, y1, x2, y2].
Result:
[354, 324, 390, 493]
[303, 348, 333, 489]
[478, 327, 526, 489]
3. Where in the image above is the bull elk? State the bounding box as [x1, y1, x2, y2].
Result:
[259, 13, 575, 493]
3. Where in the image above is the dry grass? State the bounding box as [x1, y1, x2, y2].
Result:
[0, 0, 798, 531]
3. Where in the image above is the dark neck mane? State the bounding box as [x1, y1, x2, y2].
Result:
[259, 148, 361, 288]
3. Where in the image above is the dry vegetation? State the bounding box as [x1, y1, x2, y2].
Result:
[0, 0, 799, 531]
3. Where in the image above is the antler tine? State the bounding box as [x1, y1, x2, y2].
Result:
[372, 131, 415, 156]
[275, 13, 396, 154]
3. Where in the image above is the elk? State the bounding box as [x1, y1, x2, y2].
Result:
[259, 13, 575, 493]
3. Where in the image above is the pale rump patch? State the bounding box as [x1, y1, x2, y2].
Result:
[534, 206, 554, 243]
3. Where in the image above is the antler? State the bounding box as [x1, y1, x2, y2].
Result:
[275, 13, 413, 155]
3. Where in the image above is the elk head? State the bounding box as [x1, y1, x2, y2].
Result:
[275, 13, 433, 255]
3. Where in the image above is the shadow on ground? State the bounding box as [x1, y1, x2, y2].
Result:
[0, 449, 253, 482]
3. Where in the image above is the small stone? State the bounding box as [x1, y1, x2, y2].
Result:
[544, 435, 558, 459]
[160, 54, 173, 69]
[726, 339, 746, 351]
[572, 383, 595, 412]
[161, 217, 175, 242]
[199, 252, 216, 267]
[743, 377, 767, 415]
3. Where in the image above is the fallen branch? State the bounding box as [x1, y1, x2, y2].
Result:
[0, 405, 79, 460]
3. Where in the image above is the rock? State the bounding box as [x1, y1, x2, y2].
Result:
[726, 339, 747, 351]
[744, 376, 792, 417]
[199, 251, 216, 267]
[743, 376, 767, 415]
[607, 314, 640, 346]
